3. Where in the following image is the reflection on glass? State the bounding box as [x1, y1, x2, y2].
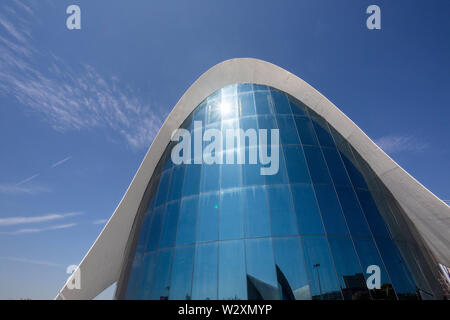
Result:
[242, 186, 271, 238]
[219, 240, 247, 300]
[220, 189, 244, 240]
[266, 185, 298, 236]
[150, 249, 173, 300]
[169, 245, 195, 300]
[192, 242, 218, 300]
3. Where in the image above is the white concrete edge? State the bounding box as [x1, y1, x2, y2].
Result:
[56, 58, 450, 300]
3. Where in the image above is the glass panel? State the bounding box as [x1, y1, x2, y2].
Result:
[150, 249, 173, 300]
[192, 242, 218, 300]
[219, 240, 247, 300]
[238, 92, 256, 117]
[124, 253, 143, 299]
[311, 121, 335, 148]
[239, 116, 258, 148]
[353, 237, 396, 300]
[335, 187, 372, 237]
[159, 201, 180, 249]
[273, 237, 311, 300]
[242, 186, 271, 238]
[167, 165, 185, 201]
[200, 163, 220, 193]
[288, 96, 307, 116]
[290, 184, 325, 235]
[254, 90, 272, 115]
[301, 236, 342, 300]
[303, 146, 332, 184]
[322, 148, 351, 187]
[340, 150, 368, 189]
[169, 245, 195, 300]
[294, 116, 318, 146]
[356, 190, 391, 238]
[139, 252, 158, 299]
[155, 170, 171, 206]
[276, 115, 300, 145]
[146, 205, 165, 252]
[266, 185, 298, 236]
[313, 185, 349, 235]
[283, 145, 310, 183]
[196, 192, 219, 242]
[176, 196, 199, 245]
[221, 162, 242, 190]
[182, 164, 201, 197]
[270, 89, 291, 114]
[238, 83, 253, 93]
[220, 189, 244, 240]
[328, 236, 370, 300]
[245, 238, 279, 300]
[242, 147, 266, 186]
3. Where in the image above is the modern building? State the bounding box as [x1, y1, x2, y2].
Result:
[56, 58, 450, 300]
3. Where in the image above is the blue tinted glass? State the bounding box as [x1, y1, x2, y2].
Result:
[288, 96, 307, 116]
[169, 245, 195, 300]
[273, 237, 311, 300]
[322, 148, 351, 187]
[125, 254, 143, 299]
[155, 170, 171, 206]
[314, 185, 349, 235]
[239, 116, 258, 147]
[303, 146, 332, 184]
[283, 145, 311, 183]
[271, 89, 291, 114]
[375, 239, 418, 300]
[301, 236, 342, 300]
[238, 83, 253, 93]
[242, 186, 271, 238]
[150, 249, 173, 300]
[139, 252, 157, 299]
[182, 164, 201, 197]
[220, 189, 244, 240]
[196, 192, 219, 242]
[200, 163, 220, 192]
[159, 201, 180, 249]
[219, 240, 247, 300]
[135, 213, 152, 255]
[242, 147, 266, 186]
[146, 206, 165, 252]
[312, 121, 335, 148]
[245, 238, 279, 299]
[340, 152, 368, 189]
[328, 236, 369, 300]
[205, 96, 222, 125]
[253, 84, 269, 91]
[294, 116, 318, 146]
[193, 101, 206, 122]
[254, 91, 272, 115]
[335, 187, 372, 236]
[168, 165, 185, 201]
[356, 190, 391, 238]
[353, 237, 395, 299]
[192, 242, 218, 300]
[221, 164, 242, 190]
[276, 115, 300, 145]
[238, 92, 256, 117]
[176, 196, 198, 245]
[263, 145, 288, 186]
[291, 184, 325, 235]
[266, 185, 298, 236]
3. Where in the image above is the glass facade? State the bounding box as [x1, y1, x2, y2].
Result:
[117, 84, 439, 300]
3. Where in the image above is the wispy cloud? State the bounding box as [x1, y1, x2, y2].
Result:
[0, 223, 77, 235]
[0, 212, 81, 227]
[0, 183, 50, 195]
[0, 2, 165, 150]
[51, 156, 72, 168]
[15, 173, 40, 186]
[92, 219, 108, 225]
[374, 134, 428, 154]
[0, 256, 62, 267]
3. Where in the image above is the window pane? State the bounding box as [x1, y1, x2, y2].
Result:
[356, 190, 391, 238]
[182, 164, 201, 197]
[150, 249, 173, 300]
[335, 187, 372, 237]
[146, 205, 165, 252]
[340, 151, 368, 189]
[192, 242, 218, 300]
[159, 201, 180, 249]
[312, 121, 335, 148]
[200, 163, 220, 192]
[124, 253, 143, 299]
[155, 170, 171, 206]
[314, 185, 349, 235]
[254, 91, 272, 115]
[301, 236, 342, 300]
[242, 147, 266, 186]
[270, 89, 291, 114]
[273, 237, 311, 300]
[283, 145, 311, 183]
[238, 92, 256, 117]
[139, 252, 158, 299]
[219, 240, 247, 300]
[168, 165, 185, 201]
[263, 146, 288, 185]
[245, 238, 279, 300]
[328, 236, 370, 300]
[291, 184, 325, 235]
[294, 116, 318, 146]
[176, 196, 199, 245]
[197, 192, 219, 242]
[238, 83, 253, 94]
[266, 185, 298, 236]
[276, 115, 300, 145]
[303, 146, 332, 184]
[239, 116, 258, 148]
[220, 189, 244, 240]
[322, 148, 351, 187]
[288, 96, 307, 116]
[242, 186, 271, 238]
[169, 245, 195, 300]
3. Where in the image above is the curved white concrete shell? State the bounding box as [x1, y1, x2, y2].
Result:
[56, 58, 449, 300]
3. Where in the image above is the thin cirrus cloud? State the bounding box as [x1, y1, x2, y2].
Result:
[0, 256, 62, 268]
[0, 2, 166, 150]
[0, 212, 81, 227]
[374, 134, 428, 155]
[92, 219, 108, 225]
[0, 223, 77, 235]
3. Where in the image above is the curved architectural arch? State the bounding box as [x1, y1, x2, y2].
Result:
[56, 58, 449, 300]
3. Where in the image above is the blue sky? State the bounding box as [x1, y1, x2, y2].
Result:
[0, 0, 449, 299]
